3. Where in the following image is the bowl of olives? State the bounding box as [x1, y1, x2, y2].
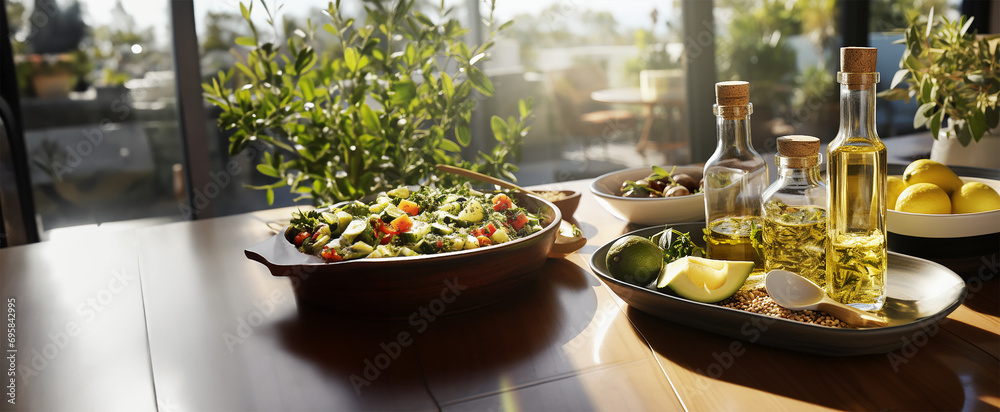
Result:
[589, 165, 705, 225]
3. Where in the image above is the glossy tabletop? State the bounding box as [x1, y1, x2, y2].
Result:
[1, 178, 997, 411]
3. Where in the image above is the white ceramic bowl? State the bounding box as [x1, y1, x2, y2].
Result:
[887, 176, 1000, 238]
[590, 166, 705, 225]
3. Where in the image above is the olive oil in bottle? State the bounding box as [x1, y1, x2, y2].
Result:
[703, 81, 769, 288]
[827, 47, 887, 312]
[761, 136, 827, 288]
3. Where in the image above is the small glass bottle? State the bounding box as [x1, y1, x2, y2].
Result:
[761, 135, 828, 288]
[703, 81, 769, 287]
[827, 47, 887, 312]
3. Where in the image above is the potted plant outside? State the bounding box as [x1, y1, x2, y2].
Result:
[878, 9, 999, 168]
[203, 0, 532, 206]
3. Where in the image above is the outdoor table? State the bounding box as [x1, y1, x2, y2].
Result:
[2, 178, 997, 411]
[591, 88, 687, 156]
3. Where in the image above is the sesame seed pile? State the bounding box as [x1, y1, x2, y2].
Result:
[717, 286, 855, 329]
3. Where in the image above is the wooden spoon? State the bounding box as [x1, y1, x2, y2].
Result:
[435, 164, 542, 196]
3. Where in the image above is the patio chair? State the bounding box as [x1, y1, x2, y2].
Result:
[547, 64, 638, 166]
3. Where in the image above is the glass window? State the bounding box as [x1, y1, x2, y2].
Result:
[6, 0, 185, 240]
[871, 0, 961, 139]
[714, 0, 842, 153]
[490, 0, 691, 183]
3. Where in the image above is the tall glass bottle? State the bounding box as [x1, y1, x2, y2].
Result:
[827, 47, 887, 312]
[703, 81, 769, 287]
[761, 135, 827, 288]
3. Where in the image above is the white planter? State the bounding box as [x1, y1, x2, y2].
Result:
[930, 125, 1000, 169]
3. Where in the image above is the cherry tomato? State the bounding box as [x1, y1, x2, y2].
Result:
[321, 248, 343, 261]
[294, 231, 310, 245]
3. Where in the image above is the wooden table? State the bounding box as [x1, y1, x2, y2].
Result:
[591, 88, 687, 157]
[2, 179, 998, 411]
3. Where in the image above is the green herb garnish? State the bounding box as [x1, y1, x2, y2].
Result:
[651, 226, 705, 264]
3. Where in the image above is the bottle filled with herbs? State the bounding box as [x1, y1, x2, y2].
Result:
[827, 47, 887, 312]
[703, 81, 769, 288]
[761, 135, 828, 288]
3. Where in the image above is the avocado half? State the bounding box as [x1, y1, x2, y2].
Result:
[656, 256, 754, 303]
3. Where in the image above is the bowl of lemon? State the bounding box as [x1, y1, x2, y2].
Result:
[886, 159, 1000, 274]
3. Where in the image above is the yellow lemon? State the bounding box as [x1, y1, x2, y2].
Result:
[902, 159, 963, 196]
[951, 182, 1000, 214]
[887, 176, 906, 210]
[895, 183, 952, 214]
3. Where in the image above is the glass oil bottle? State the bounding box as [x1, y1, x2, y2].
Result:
[827, 47, 887, 312]
[761, 135, 827, 288]
[703, 81, 769, 288]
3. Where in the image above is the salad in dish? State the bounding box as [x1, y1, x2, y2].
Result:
[286, 185, 545, 262]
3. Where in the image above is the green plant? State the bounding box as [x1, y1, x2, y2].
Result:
[717, 0, 799, 116]
[878, 9, 1000, 146]
[203, 0, 532, 205]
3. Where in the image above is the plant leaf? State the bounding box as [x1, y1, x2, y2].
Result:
[877, 88, 910, 101]
[439, 139, 461, 152]
[956, 121, 973, 146]
[298, 77, 315, 101]
[890, 69, 909, 89]
[390, 81, 417, 106]
[467, 66, 494, 96]
[456, 122, 471, 146]
[913, 102, 937, 129]
[960, 16, 974, 36]
[968, 108, 986, 141]
[441, 72, 454, 97]
[929, 109, 943, 138]
[256, 164, 279, 178]
[361, 104, 379, 132]
[344, 47, 359, 71]
[235, 37, 256, 47]
[489, 115, 507, 142]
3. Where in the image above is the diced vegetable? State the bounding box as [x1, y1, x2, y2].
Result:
[294, 231, 310, 246]
[458, 199, 485, 222]
[391, 215, 413, 233]
[321, 248, 343, 261]
[321, 212, 337, 225]
[510, 213, 529, 231]
[340, 219, 368, 244]
[437, 202, 461, 213]
[464, 234, 479, 249]
[387, 186, 410, 199]
[492, 194, 513, 211]
[342, 241, 375, 259]
[369, 196, 393, 213]
[431, 222, 454, 235]
[490, 227, 510, 244]
[410, 221, 432, 239]
[286, 186, 543, 262]
[482, 222, 498, 237]
[398, 199, 420, 216]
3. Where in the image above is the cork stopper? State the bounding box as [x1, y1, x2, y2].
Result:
[777, 135, 820, 157]
[838, 47, 879, 88]
[840, 47, 877, 73]
[715, 81, 749, 106]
